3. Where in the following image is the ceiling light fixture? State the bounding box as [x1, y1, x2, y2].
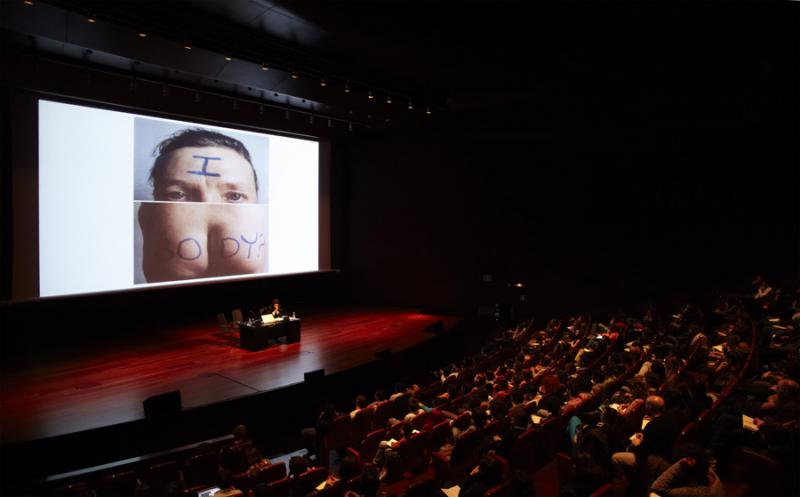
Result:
[386, 94, 392, 104]
[224, 54, 232, 62]
[344, 81, 350, 93]
[426, 105, 432, 115]
[261, 62, 268, 71]
[367, 89, 373, 100]
[408, 101, 413, 110]
[320, 78, 327, 87]
[291, 70, 299, 80]
[138, 31, 147, 38]
[184, 41, 192, 50]
[87, 13, 97, 23]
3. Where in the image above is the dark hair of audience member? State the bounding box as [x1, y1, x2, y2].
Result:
[288, 455, 308, 477]
[245, 447, 264, 467]
[374, 389, 388, 402]
[355, 394, 368, 409]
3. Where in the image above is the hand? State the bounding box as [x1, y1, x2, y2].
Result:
[631, 432, 643, 446]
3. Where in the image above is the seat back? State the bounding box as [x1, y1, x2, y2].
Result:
[264, 476, 291, 497]
[232, 309, 244, 322]
[251, 462, 287, 485]
[145, 460, 181, 494]
[360, 429, 385, 463]
[510, 428, 541, 472]
[401, 430, 431, 473]
[351, 408, 375, 445]
[372, 401, 394, 430]
[451, 428, 482, 467]
[97, 470, 137, 497]
[220, 441, 253, 474]
[185, 451, 219, 488]
[402, 475, 439, 497]
[323, 414, 353, 451]
[293, 467, 328, 497]
[428, 420, 452, 452]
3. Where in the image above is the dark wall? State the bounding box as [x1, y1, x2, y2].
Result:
[342, 93, 799, 317]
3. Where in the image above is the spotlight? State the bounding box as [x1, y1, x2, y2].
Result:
[426, 105, 432, 115]
[224, 54, 232, 62]
[184, 41, 192, 50]
[368, 89, 373, 100]
[386, 94, 392, 104]
[23, 0, 34, 5]
[408, 101, 413, 110]
[344, 81, 350, 93]
[138, 31, 147, 38]
[87, 13, 96, 23]
[261, 62, 268, 71]
[291, 70, 299, 80]
[320, 78, 327, 87]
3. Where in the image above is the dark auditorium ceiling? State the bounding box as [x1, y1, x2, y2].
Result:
[1, 1, 795, 136]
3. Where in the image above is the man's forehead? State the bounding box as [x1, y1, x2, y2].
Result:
[164, 147, 253, 175]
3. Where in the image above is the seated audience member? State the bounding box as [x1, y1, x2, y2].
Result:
[288, 455, 309, 479]
[496, 406, 530, 459]
[537, 375, 565, 416]
[214, 468, 244, 497]
[351, 394, 370, 419]
[650, 444, 724, 497]
[369, 389, 388, 407]
[612, 395, 677, 490]
[245, 447, 272, 479]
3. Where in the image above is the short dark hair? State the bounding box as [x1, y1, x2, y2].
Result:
[149, 128, 258, 195]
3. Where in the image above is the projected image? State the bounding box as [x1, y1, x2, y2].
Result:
[134, 121, 269, 283]
[39, 100, 320, 298]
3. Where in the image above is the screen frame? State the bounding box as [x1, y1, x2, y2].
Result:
[7, 89, 332, 302]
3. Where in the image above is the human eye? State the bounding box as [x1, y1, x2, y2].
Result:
[224, 191, 247, 203]
[165, 190, 187, 201]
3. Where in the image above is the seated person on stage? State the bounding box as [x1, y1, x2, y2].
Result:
[270, 298, 284, 318]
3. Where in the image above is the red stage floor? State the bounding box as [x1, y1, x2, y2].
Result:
[0, 307, 459, 444]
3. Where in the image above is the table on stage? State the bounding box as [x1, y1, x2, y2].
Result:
[239, 317, 301, 351]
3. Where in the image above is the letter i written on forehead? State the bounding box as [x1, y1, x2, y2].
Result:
[187, 155, 222, 177]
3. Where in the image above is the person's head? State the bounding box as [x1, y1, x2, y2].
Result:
[232, 424, 249, 441]
[288, 456, 308, 477]
[674, 443, 710, 483]
[645, 395, 665, 416]
[149, 128, 258, 203]
[245, 447, 264, 467]
[356, 394, 368, 409]
[374, 389, 388, 402]
[776, 379, 800, 403]
[272, 298, 281, 310]
[510, 405, 528, 428]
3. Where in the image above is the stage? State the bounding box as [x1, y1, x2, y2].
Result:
[0, 307, 460, 445]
